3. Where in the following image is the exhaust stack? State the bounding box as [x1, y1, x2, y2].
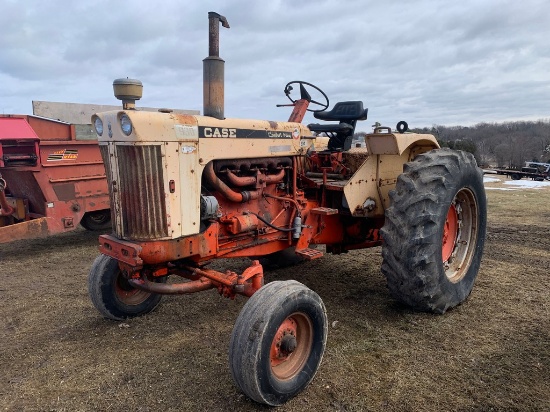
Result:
[203, 12, 230, 120]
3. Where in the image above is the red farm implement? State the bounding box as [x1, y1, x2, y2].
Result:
[0, 115, 110, 243]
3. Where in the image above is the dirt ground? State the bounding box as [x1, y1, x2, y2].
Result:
[1, 175, 549, 411]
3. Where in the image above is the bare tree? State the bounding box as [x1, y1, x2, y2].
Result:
[410, 119, 550, 168]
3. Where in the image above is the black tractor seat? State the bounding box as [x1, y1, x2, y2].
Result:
[308, 123, 354, 134]
[313, 101, 368, 122]
[307, 101, 368, 151]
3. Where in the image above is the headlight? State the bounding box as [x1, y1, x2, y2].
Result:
[93, 116, 103, 136]
[120, 114, 133, 136]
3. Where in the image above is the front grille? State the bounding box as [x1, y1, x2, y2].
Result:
[115, 144, 168, 239]
[99, 145, 115, 225]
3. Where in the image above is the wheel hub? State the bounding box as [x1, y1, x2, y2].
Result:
[280, 334, 297, 355]
[114, 274, 150, 305]
[271, 318, 298, 365]
[269, 313, 314, 381]
[442, 188, 478, 283]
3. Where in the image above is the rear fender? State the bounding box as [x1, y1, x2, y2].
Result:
[344, 132, 438, 217]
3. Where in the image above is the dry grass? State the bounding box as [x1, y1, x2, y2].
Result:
[1, 175, 549, 411]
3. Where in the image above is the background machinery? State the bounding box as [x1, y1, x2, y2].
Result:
[0, 114, 110, 243]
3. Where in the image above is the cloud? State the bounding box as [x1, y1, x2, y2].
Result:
[0, 0, 549, 129]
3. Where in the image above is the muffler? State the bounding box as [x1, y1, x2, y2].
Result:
[203, 12, 230, 120]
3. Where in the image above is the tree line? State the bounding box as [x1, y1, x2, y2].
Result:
[410, 120, 550, 168]
[355, 120, 550, 168]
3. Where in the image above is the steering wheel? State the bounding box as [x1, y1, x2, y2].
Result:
[284, 81, 329, 112]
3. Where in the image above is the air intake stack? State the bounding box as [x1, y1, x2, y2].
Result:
[113, 78, 143, 110]
[203, 12, 230, 120]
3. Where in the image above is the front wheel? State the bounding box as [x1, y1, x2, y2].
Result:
[229, 280, 327, 406]
[380, 148, 487, 313]
[88, 254, 165, 320]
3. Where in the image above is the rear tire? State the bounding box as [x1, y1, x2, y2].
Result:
[88, 254, 164, 320]
[380, 148, 487, 313]
[81, 210, 112, 231]
[229, 280, 327, 406]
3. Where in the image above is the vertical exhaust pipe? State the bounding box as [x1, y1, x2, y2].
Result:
[203, 12, 230, 120]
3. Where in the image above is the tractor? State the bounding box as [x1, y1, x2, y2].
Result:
[88, 12, 486, 406]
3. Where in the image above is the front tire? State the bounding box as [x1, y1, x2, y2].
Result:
[380, 148, 487, 313]
[88, 254, 164, 320]
[229, 280, 327, 406]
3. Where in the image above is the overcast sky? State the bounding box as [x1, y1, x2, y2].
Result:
[1, 0, 549, 131]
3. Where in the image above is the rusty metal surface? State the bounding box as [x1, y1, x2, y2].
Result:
[214, 157, 292, 173]
[224, 170, 257, 187]
[52, 183, 76, 202]
[0, 176, 14, 216]
[98, 223, 220, 266]
[224, 214, 259, 235]
[114, 144, 168, 240]
[288, 99, 310, 123]
[208, 13, 230, 55]
[127, 259, 262, 299]
[203, 57, 225, 120]
[365, 131, 438, 156]
[0, 115, 111, 243]
[129, 277, 213, 295]
[0, 217, 53, 243]
[204, 161, 259, 203]
[203, 12, 230, 120]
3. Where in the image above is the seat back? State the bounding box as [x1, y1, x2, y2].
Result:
[314, 101, 368, 122]
[309, 101, 368, 151]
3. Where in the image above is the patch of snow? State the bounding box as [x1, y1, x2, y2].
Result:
[483, 177, 500, 183]
[485, 187, 519, 191]
[503, 180, 550, 189]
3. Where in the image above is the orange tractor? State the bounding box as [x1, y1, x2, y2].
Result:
[88, 12, 486, 406]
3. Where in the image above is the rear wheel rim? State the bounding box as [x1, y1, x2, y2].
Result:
[442, 188, 478, 283]
[270, 313, 313, 380]
[442, 204, 458, 262]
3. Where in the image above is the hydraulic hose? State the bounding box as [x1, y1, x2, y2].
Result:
[246, 211, 294, 232]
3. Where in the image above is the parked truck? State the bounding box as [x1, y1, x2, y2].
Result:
[88, 12, 487, 406]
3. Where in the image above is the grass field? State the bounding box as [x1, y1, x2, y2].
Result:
[1, 175, 549, 411]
